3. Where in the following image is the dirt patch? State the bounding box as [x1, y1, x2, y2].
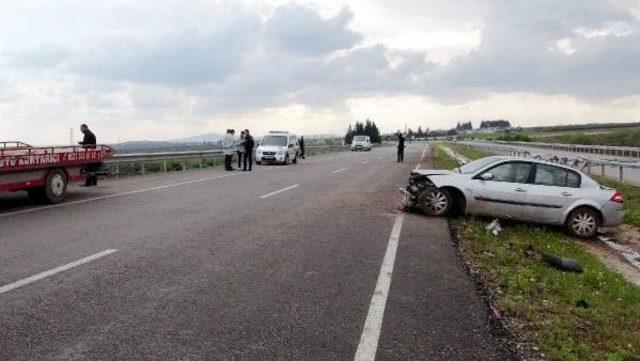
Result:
[580, 239, 640, 286]
[613, 224, 640, 250]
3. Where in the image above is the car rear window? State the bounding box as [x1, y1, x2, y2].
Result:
[534, 164, 581, 188]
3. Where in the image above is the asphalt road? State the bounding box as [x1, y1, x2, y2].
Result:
[0, 145, 510, 360]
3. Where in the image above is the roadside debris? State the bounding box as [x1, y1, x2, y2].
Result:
[525, 245, 584, 273]
[575, 299, 589, 309]
[598, 235, 640, 272]
[485, 219, 502, 236]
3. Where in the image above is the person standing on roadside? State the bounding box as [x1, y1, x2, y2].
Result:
[243, 129, 254, 171]
[222, 129, 236, 171]
[237, 130, 246, 170]
[298, 135, 305, 159]
[396, 131, 405, 163]
[78, 123, 99, 186]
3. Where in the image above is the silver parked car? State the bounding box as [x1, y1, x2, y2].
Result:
[404, 156, 624, 238]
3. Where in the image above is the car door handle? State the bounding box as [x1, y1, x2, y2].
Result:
[514, 188, 527, 192]
[561, 192, 573, 197]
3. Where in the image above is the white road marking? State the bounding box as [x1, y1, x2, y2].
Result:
[354, 213, 404, 361]
[332, 168, 348, 174]
[0, 169, 273, 219]
[0, 249, 118, 295]
[259, 184, 299, 199]
[415, 144, 429, 170]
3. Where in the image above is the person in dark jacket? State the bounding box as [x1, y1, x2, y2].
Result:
[298, 136, 305, 159]
[243, 129, 254, 171]
[78, 124, 99, 186]
[79, 124, 97, 148]
[396, 131, 405, 163]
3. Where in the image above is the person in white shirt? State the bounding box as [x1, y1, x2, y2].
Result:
[222, 129, 236, 171]
[236, 131, 246, 170]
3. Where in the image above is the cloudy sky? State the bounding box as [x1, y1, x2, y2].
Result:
[2, 0, 640, 144]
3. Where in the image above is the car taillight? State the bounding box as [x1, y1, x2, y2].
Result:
[610, 190, 624, 203]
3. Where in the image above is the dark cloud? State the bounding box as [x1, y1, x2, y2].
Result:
[68, 13, 262, 86]
[433, 0, 640, 100]
[265, 4, 362, 55]
[3, 0, 640, 113]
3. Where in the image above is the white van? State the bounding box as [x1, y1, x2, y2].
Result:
[351, 135, 372, 151]
[255, 131, 300, 165]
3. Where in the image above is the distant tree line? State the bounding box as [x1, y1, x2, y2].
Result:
[479, 120, 511, 129]
[344, 119, 381, 144]
[456, 121, 473, 131]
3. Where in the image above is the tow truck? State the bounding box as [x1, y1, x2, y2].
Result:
[0, 141, 115, 203]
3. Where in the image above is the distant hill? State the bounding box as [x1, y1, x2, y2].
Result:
[113, 139, 221, 154]
[172, 133, 224, 143]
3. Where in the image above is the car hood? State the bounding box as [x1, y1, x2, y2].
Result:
[411, 169, 455, 176]
[257, 145, 285, 152]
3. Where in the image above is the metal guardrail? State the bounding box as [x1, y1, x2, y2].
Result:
[470, 139, 640, 159]
[104, 145, 349, 175]
[458, 141, 640, 184]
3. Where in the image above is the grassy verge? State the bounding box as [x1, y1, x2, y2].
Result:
[434, 144, 640, 360]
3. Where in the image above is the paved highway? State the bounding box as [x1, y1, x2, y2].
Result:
[0, 145, 511, 360]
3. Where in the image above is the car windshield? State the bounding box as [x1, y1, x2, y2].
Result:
[456, 156, 502, 174]
[261, 135, 287, 147]
[354, 136, 366, 142]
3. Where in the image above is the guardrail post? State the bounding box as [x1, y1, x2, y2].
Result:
[163, 160, 167, 172]
[601, 164, 605, 177]
[115, 164, 119, 177]
[181, 160, 186, 171]
[213, 156, 216, 167]
[199, 158, 202, 169]
[141, 162, 145, 175]
[619, 166, 624, 182]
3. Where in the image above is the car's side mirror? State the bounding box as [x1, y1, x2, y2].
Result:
[480, 172, 493, 181]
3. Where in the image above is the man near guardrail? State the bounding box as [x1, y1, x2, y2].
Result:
[222, 129, 236, 171]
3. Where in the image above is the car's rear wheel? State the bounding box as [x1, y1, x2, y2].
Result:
[566, 207, 600, 238]
[418, 187, 452, 216]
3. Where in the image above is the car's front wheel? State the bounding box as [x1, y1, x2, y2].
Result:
[418, 187, 452, 216]
[566, 207, 600, 238]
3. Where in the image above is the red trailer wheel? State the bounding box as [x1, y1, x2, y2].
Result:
[29, 168, 68, 204]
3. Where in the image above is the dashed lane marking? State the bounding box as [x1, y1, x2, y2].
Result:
[0, 249, 119, 295]
[354, 213, 405, 361]
[259, 184, 300, 199]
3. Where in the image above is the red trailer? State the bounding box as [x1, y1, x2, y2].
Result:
[0, 141, 115, 203]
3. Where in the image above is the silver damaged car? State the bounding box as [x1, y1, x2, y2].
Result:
[404, 156, 624, 238]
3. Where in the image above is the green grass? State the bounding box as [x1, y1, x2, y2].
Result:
[432, 144, 459, 169]
[448, 143, 492, 160]
[530, 128, 640, 147]
[455, 220, 640, 360]
[434, 145, 640, 360]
